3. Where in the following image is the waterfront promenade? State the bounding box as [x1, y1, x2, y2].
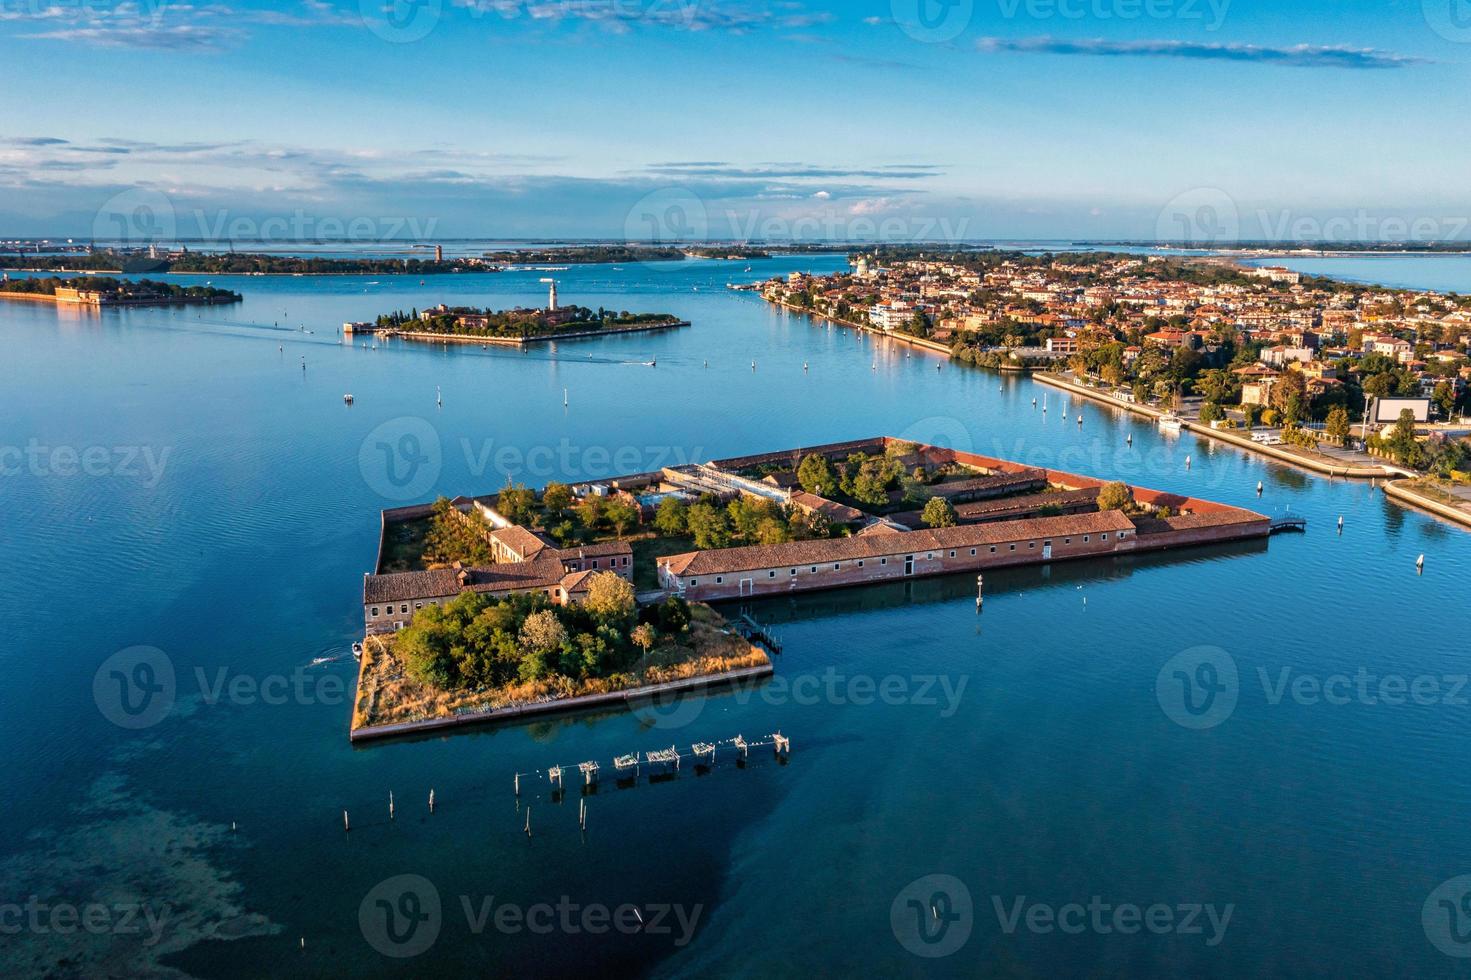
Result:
[1034, 372, 1406, 480]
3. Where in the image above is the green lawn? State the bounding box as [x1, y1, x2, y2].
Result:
[631, 534, 695, 591]
[378, 517, 433, 573]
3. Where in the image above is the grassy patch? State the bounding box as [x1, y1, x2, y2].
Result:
[351, 603, 767, 732]
[378, 517, 432, 573]
[631, 533, 695, 591]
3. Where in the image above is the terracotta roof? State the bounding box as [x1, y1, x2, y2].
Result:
[660, 512, 1137, 577]
[1131, 510, 1266, 534]
[563, 540, 633, 559]
[789, 491, 866, 523]
[558, 570, 597, 594]
[489, 525, 556, 560]
[363, 557, 569, 604]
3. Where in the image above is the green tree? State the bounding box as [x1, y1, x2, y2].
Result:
[584, 571, 636, 625]
[686, 502, 732, 550]
[541, 481, 573, 515]
[654, 497, 688, 536]
[1097, 481, 1134, 512]
[1434, 381, 1457, 419]
[796, 453, 837, 495]
[576, 495, 604, 531]
[498, 483, 536, 525]
[519, 609, 567, 655]
[1326, 406, 1352, 446]
[631, 623, 657, 656]
[921, 496, 958, 528]
[604, 497, 639, 539]
[755, 517, 791, 545]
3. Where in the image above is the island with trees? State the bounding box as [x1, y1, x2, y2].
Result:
[369, 303, 688, 345]
[0, 275, 242, 307]
[355, 435, 1276, 738]
[0, 249, 502, 276]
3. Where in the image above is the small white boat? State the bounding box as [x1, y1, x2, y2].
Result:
[1158, 414, 1184, 434]
[351, 641, 363, 660]
[343, 393, 354, 404]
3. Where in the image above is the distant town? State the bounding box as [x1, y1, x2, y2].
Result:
[758, 251, 1471, 497]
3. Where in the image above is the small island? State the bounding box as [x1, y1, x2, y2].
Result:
[0, 248, 501, 276]
[0, 275, 242, 307]
[352, 281, 688, 346]
[483, 245, 686, 265]
[352, 436, 1275, 741]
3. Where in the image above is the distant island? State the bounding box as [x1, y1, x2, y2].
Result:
[483, 245, 686, 264]
[0, 275, 241, 307]
[1087, 241, 1471, 255]
[357, 302, 688, 346]
[0, 249, 501, 276]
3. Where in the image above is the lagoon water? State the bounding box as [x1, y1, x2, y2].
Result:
[3, 253, 1471, 977]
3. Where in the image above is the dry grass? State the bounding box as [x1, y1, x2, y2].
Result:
[351, 603, 769, 731]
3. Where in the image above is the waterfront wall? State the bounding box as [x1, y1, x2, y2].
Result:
[672, 529, 1134, 602]
[1384, 480, 1471, 530]
[671, 514, 1268, 604]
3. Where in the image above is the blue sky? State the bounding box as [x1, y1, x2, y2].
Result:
[2, 0, 1469, 241]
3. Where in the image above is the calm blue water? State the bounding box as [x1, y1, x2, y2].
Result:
[2, 253, 1470, 977]
[1244, 253, 1471, 293]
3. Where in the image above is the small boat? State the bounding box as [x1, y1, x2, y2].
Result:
[351, 641, 363, 660]
[1158, 414, 1184, 434]
[343, 393, 354, 404]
